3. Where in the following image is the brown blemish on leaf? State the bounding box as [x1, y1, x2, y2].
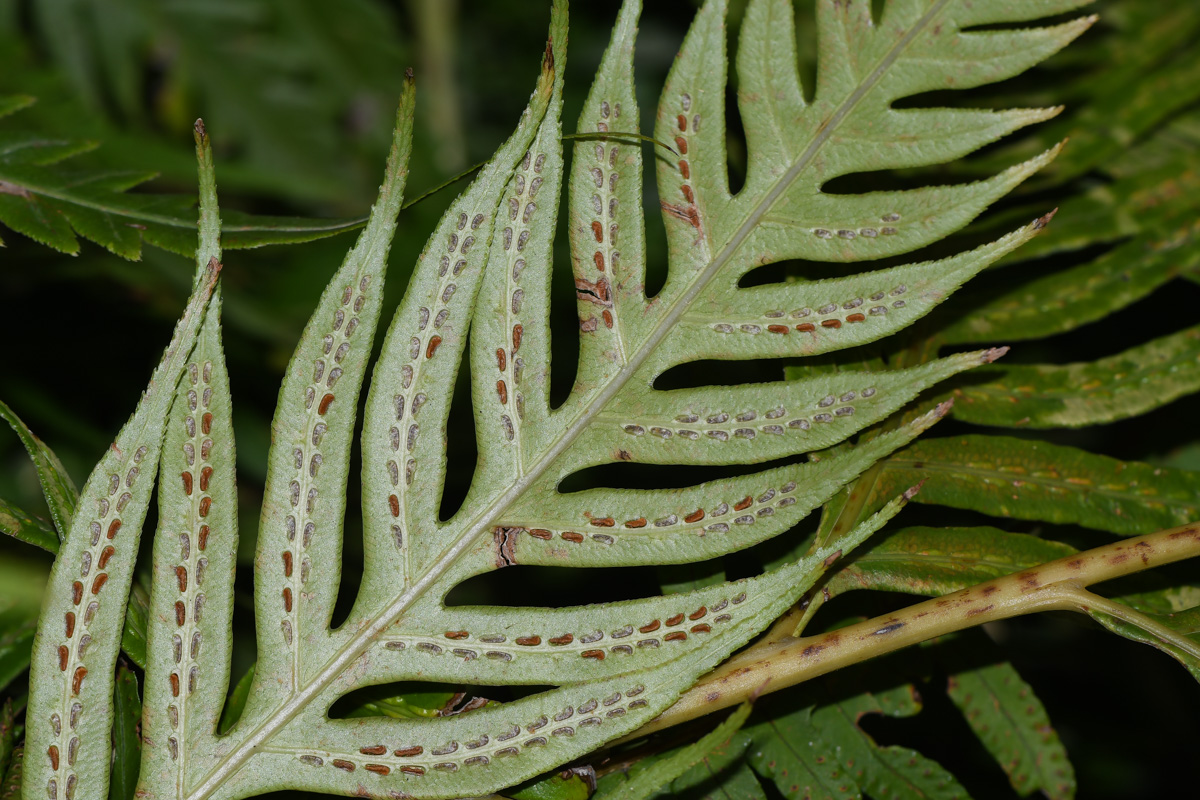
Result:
[966, 604, 995, 617]
[494, 526, 521, 567]
[660, 201, 701, 230]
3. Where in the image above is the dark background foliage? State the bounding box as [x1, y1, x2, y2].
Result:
[1, 1, 1198, 797]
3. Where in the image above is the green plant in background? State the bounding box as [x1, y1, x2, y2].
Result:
[2, 1, 1200, 800]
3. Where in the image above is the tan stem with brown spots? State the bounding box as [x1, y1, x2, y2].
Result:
[622, 522, 1200, 741]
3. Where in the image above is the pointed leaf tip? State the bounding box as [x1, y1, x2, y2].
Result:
[404, 66, 414, 80]
[981, 346, 1010, 364]
[934, 399, 956, 418]
[1034, 208, 1059, 230]
[902, 481, 926, 502]
[194, 118, 208, 143]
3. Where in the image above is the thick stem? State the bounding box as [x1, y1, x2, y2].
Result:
[622, 522, 1200, 741]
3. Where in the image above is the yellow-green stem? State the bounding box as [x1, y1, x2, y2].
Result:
[623, 522, 1200, 741]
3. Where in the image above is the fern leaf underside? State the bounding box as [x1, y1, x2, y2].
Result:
[25, 2, 1092, 800]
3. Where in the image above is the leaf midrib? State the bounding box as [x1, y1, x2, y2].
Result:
[185, 5, 952, 798]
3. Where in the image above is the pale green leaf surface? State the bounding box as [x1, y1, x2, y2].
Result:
[23, 125, 220, 800]
[492, 403, 949, 571]
[244, 75, 415, 719]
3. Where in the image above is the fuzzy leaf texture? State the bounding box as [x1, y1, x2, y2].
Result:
[23, 2, 1092, 799]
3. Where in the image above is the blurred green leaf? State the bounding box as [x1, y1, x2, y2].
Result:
[827, 526, 1077, 599]
[0, 399, 78, 539]
[943, 213, 1199, 345]
[950, 325, 1200, 428]
[218, 664, 255, 735]
[746, 708, 855, 800]
[0, 700, 13, 780]
[1, 743, 22, 800]
[1083, 599, 1200, 681]
[598, 704, 752, 800]
[511, 769, 595, 800]
[946, 659, 1075, 799]
[871, 436, 1200, 536]
[0, 97, 366, 259]
[0, 498, 58, 553]
[109, 664, 141, 800]
[118, 581, 149, 671]
[0, 608, 36, 696]
[809, 683, 967, 800]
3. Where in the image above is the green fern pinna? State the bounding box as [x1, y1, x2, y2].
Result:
[21, 1, 1192, 799]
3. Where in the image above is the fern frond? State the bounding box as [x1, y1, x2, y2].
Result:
[22, 1, 1096, 799]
